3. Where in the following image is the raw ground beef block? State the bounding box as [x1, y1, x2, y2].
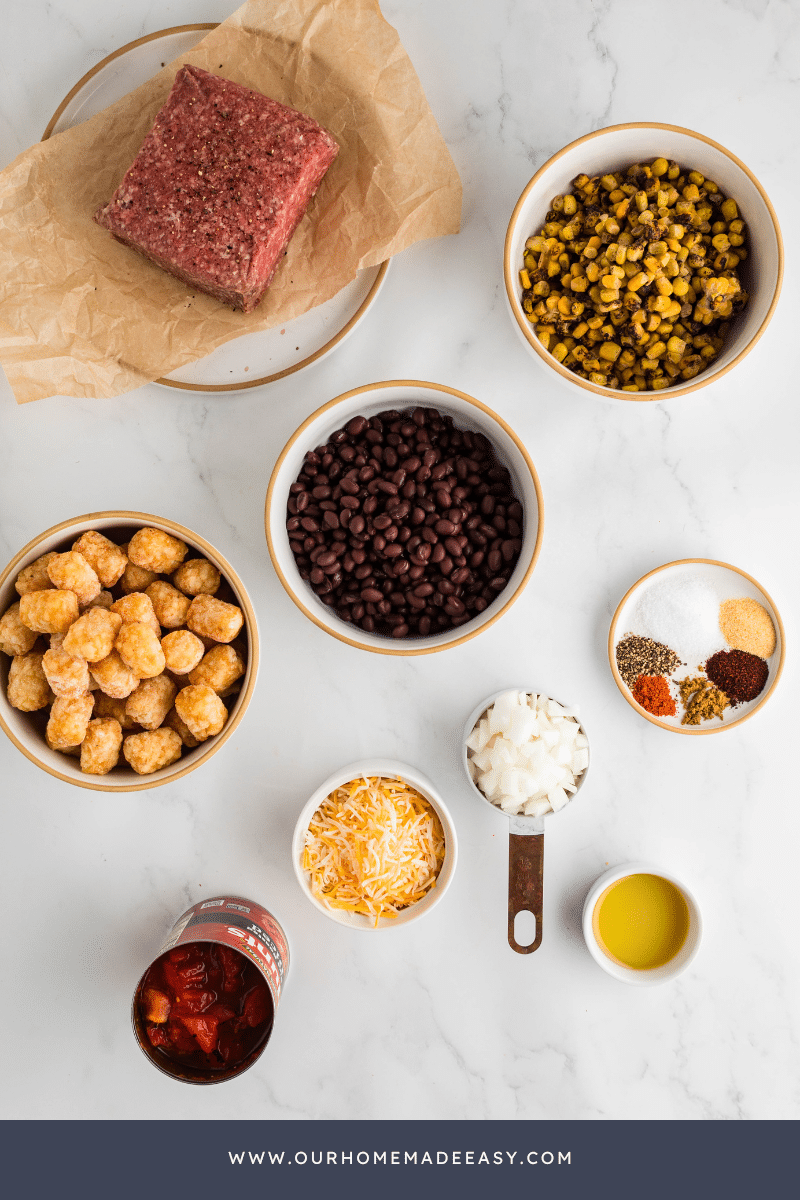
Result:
[94, 65, 339, 312]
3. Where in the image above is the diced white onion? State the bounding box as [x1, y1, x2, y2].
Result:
[466, 690, 588, 817]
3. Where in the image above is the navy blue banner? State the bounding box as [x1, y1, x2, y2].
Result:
[0, 1119, 793, 1200]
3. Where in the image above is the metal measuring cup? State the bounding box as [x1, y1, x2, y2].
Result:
[462, 688, 590, 954]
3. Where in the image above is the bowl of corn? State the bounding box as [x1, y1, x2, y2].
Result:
[504, 123, 783, 401]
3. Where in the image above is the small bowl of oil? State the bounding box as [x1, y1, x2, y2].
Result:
[582, 863, 702, 985]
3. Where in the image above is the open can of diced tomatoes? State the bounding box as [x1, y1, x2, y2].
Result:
[131, 895, 289, 1084]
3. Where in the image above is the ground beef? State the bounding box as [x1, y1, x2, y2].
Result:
[94, 65, 339, 312]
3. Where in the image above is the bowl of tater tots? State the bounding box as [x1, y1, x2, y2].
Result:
[0, 512, 258, 790]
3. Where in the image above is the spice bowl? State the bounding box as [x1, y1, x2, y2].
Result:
[582, 863, 702, 985]
[609, 558, 784, 734]
[504, 122, 783, 401]
[292, 758, 458, 931]
[0, 511, 258, 790]
[265, 380, 543, 655]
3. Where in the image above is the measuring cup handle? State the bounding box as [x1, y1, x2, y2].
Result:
[508, 832, 544, 953]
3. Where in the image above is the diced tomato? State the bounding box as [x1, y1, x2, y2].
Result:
[205, 1003, 235, 1023]
[172, 990, 216, 1017]
[217, 1024, 245, 1064]
[242, 984, 270, 1028]
[167, 1020, 198, 1055]
[218, 944, 244, 992]
[176, 958, 207, 983]
[142, 987, 171, 1024]
[180, 1016, 220, 1055]
[163, 961, 185, 995]
[164, 958, 207, 996]
[139, 940, 273, 1073]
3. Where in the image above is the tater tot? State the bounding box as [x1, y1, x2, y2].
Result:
[173, 559, 221, 596]
[18, 590, 79, 635]
[46, 693, 94, 748]
[71, 531, 127, 588]
[7, 652, 52, 711]
[42, 646, 91, 698]
[161, 630, 205, 675]
[174, 684, 227, 740]
[63, 607, 122, 663]
[82, 590, 114, 612]
[115, 623, 166, 679]
[164, 705, 202, 747]
[89, 650, 139, 699]
[146, 581, 191, 629]
[0, 601, 40, 655]
[15, 552, 56, 596]
[128, 528, 187, 574]
[186, 595, 243, 644]
[110, 592, 160, 636]
[48, 737, 81, 758]
[46, 551, 101, 607]
[120, 557, 158, 594]
[93, 691, 142, 729]
[123, 728, 183, 774]
[80, 717, 123, 775]
[125, 674, 177, 731]
[188, 644, 244, 694]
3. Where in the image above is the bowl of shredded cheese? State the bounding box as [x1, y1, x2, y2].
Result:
[292, 759, 457, 929]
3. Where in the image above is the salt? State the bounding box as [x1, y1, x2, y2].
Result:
[632, 575, 725, 670]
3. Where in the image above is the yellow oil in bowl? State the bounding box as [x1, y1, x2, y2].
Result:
[592, 873, 690, 970]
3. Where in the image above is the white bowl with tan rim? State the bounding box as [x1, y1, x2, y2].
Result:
[0, 511, 258, 791]
[292, 758, 458, 930]
[609, 558, 784, 734]
[504, 122, 783, 401]
[265, 380, 544, 655]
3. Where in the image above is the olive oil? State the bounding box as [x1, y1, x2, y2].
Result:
[592, 873, 690, 970]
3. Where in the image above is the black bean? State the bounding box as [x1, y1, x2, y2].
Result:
[287, 406, 524, 638]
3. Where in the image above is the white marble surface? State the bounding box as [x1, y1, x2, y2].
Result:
[1, 0, 798, 1121]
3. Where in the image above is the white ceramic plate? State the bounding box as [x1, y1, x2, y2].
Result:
[609, 558, 785, 734]
[43, 25, 389, 393]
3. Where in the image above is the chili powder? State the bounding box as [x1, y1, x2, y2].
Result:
[632, 674, 676, 717]
[705, 649, 768, 705]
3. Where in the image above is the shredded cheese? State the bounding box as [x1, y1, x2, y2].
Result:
[303, 776, 446, 926]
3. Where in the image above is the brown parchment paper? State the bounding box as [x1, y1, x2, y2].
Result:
[0, 0, 461, 403]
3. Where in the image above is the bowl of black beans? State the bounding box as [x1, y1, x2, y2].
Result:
[265, 381, 544, 653]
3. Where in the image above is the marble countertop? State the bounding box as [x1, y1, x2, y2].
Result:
[1, 0, 798, 1121]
